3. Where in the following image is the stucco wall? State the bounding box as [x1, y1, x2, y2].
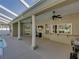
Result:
[13, 23, 18, 36]
[21, 18, 32, 36]
[13, 22, 23, 37]
[36, 10, 79, 45]
[20, 23, 23, 36]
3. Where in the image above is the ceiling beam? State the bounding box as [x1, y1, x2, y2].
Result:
[0, 17, 11, 23]
[0, 5, 18, 17]
[0, 19, 9, 24]
[20, 0, 30, 8]
[0, 20, 8, 23]
[0, 13, 13, 20]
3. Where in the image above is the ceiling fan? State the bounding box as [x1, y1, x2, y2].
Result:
[52, 11, 62, 20]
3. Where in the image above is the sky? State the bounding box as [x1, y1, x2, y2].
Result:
[0, 0, 40, 20]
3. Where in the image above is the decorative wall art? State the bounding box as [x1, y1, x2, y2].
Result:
[23, 24, 32, 35]
[57, 23, 72, 34]
[36, 25, 44, 38]
[50, 24, 57, 34]
[50, 23, 72, 34]
[45, 24, 50, 34]
[37, 25, 43, 32]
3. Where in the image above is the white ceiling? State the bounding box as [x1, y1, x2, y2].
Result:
[55, 1, 79, 16]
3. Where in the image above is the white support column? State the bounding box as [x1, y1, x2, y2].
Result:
[32, 15, 37, 50]
[17, 21, 21, 40]
[11, 24, 13, 37]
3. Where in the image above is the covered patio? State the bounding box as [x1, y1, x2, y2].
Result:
[0, 0, 79, 59]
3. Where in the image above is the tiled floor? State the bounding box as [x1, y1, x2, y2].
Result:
[2, 36, 44, 59]
[22, 36, 71, 59]
[0, 30, 71, 59]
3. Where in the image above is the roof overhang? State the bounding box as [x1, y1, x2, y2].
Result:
[11, 0, 79, 24]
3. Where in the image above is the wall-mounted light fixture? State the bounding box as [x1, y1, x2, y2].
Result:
[52, 11, 62, 20]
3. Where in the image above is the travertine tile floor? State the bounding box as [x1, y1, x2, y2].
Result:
[0, 30, 71, 59]
[22, 37, 72, 59]
[2, 36, 44, 59]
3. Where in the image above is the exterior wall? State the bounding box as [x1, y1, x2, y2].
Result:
[11, 0, 79, 45]
[13, 23, 18, 37]
[12, 7, 79, 45]
[13, 22, 23, 37]
[21, 18, 32, 36]
[36, 10, 79, 45]
[20, 23, 23, 36]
